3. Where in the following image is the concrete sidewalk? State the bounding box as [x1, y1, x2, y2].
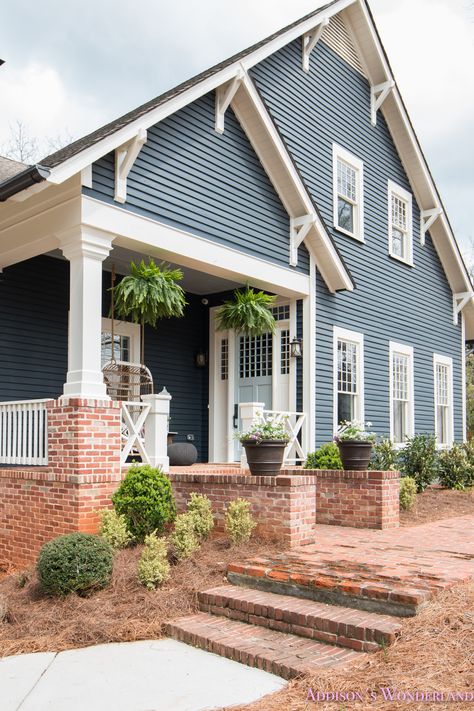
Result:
[1, 638, 286, 711]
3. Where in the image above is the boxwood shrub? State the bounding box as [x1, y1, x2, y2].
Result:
[112, 464, 176, 540]
[37, 533, 114, 597]
[304, 442, 342, 470]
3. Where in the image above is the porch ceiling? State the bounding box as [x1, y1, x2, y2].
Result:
[103, 246, 242, 295]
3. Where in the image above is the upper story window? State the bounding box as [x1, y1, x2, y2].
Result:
[388, 180, 413, 265]
[333, 144, 364, 242]
[333, 326, 364, 431]
[433, 354, 453, 447]
[389, 341, 414, 446]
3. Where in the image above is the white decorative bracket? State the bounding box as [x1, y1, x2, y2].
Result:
[420, 207, 443, 246]
[114, 127, 147, 203]
[215, 70, 244, 134]
[302, 18, 329, 73]
[290, 214, 315, 266]
[371, 80, 395, 126]
[453, 292, 474, 325]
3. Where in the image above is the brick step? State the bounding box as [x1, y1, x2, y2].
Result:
[198, 584, 401, 652]
[227, 561, 430, 617]
[166, 613, 362, 680]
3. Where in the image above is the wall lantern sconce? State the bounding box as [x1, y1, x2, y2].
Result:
[195, 350, 208, 368]
[290, 337, 303, 358]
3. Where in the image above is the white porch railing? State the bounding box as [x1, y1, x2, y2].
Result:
[263, 409, 307, 464]
[120, 389, 172, 471]
[0, 400, 49, 466]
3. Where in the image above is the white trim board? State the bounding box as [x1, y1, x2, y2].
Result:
[82, 196, 310, 298]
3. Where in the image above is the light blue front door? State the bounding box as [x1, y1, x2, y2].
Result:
[234, 332, 273, 460]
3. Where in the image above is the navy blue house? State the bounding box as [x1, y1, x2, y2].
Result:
[0, 0, 472, 464]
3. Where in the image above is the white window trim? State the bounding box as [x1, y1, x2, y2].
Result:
[332, 143, 364, 243]
[333, 326, 365, 434]
[101, 317, 141, 364]
[388, 180, 413, 266]
[433, 353, 454, 448]
[389, 341, 415, 447]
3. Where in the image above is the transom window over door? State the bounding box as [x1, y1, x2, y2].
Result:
[333, 327, 364, 431]
[388, 181, 413, 265]
[433, 354, 453, 447]
[390, 342, 414, 445]
[333, 144, 364, 241]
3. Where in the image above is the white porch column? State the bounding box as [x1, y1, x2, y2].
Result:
[59, 226, 114, 399]
[239, 401, 265, 467]
[142, 388, 172, 472]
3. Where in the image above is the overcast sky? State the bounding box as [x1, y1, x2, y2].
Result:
[1, 0, 473, 257]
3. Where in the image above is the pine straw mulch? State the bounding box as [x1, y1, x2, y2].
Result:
[0, 537, 279, 658]
[400, 486, 474, 527]
[236, 581, 474, 711]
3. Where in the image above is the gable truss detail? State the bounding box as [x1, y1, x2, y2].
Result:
[420, 207, 443, 246]
[301, 18, 329, 72]
[114, 128, 147, 203]
[215, 69, 244, 133]
[370, 80, 395, 126]
[453, 292, 474, 325]
[290, 214, 316, 266]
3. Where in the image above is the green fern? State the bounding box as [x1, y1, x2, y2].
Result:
[216, 285, 276, 336]
[114, 259, 186, 328]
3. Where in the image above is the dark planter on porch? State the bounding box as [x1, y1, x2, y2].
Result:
[337, 440, 373, 471]
[242, 439, 287, 476]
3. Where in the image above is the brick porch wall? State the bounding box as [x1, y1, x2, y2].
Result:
[0, 398, 122, 567]
[168, 473, 317, 548]
[282, 468, 400, 530]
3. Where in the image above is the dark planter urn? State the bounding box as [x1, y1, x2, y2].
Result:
[167, 442, 198, 466]
[337, 440, 373, 471]
[242, 439, 287, 476]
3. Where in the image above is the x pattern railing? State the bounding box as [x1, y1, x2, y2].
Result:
[121, 401, 151, 465]
[263, 409, 307, 464]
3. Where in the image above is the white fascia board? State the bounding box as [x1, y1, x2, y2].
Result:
[45, 0, 355, 186]
[81, 195, 310, 298]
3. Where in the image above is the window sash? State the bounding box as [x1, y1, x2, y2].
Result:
[390, 346, 413, 445]
[337, 338, 359, 425]
[434, 359, 452, 446]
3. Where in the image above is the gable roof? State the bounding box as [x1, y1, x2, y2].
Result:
[0, 0, 472, 332]
[38, 0, 340, 170]
[0, 156, 28, 181]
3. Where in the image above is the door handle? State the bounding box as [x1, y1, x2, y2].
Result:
[233, 403, 239, 429]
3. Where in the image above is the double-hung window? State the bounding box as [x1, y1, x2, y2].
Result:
[333, 144, 364, 241]
[433, 354, 453, 447]
[333, 327, 364, 430]
[389, 342, 414, 445]
[388, 181, 413, 265]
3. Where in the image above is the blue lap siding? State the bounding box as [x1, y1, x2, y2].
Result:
[85, 93, 309, 274]
[251, 38, 463, 444]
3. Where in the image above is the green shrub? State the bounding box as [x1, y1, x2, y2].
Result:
[225, 498, 256, 545]
[138, 533, 170, 589]
[37, 533, 114, 597]
[170, 513, 200, 560]
[398, 434, 438, 492]
[304, 442, 342, 470]
[462, 439, 474, 479]
[399, 476, 417, 510]
[369, 438, 399, 471]
[98, 508, 133, 549]
[187, 493, 214, 540]
[438, 444, 474, 490]
[112, 464, 176, 541]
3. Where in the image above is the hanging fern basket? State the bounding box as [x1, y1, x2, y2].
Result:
[113, 258, 187, 363]
[215, 285, 276, 336]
